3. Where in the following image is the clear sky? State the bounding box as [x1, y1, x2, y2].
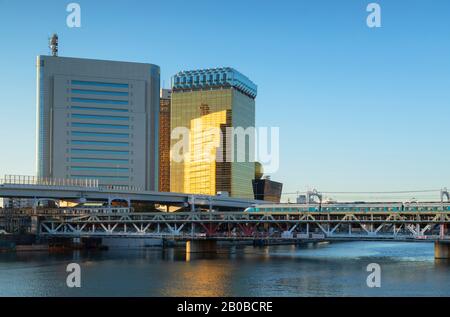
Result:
[0, 0, 449, 201]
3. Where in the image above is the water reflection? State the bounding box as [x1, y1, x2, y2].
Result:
[161, 259, 233, 297]
[0, 242, 449, 296]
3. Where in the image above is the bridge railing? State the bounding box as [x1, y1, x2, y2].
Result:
[99, 184, 144, 192]
[0, 206, 133, 215]
[1, 175, 99, 188]
[0, 175, 144, 192]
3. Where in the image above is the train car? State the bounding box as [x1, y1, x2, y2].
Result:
[403, 202, 450, 212]
[244, 204, 320, 213]
[324, 202, 404, 212]
[244, 202, 450, 213]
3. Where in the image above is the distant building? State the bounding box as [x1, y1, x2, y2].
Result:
[296, 195, 307, 204]
[170, 67, 257, 198]
[159, 89, 171, 192]
[36, 55, 160, 190]
[1, 198, 33, 209]
[252, 177, 283, 203]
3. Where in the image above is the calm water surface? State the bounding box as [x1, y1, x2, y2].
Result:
[1, 241, 449, 296]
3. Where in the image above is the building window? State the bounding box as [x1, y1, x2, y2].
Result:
[71, 106, 128, 113]
[71, 131, 129, 138]
[71, 158, 129, 164]
[71, 122, 129, 130]
[70, 175, 130, 181]
[71, 80, 128, 88]
[71, 140, 129, 147]
[71, 97, 128, 105]
[71, 166, 130, 173]
[71, 89, 129, 96]
[71, 149, 129, 155]
[71, 114, 129, 121]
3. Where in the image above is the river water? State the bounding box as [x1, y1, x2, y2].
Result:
[0, 241, 449, 296]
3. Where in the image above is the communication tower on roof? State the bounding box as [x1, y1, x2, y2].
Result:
[49, 33, 58, 57]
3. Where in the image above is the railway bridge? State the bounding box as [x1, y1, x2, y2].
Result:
[14, 206, 450, 259]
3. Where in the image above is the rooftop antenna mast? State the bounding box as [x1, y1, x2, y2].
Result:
[49, 33, 58, 57]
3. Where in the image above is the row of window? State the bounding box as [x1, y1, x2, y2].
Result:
[72, 114, 129, 121]
[71, 166, 129, 173]
[72, 97, 128, 105]
[71, 140, 129, 147]
[71, 158, 129, 164]
[72, 123, 129, 130]
[70, 175, 130, 181]
[72, 131, 130, 138]
[71, 80, 129, 88]
[37, 66, 45, 176]
[322, 207, 400, 212]
[251, 206, 450, 212]
[175, 73, 227, 85]
[71, 149, 129, 155]
[67, 82, 131, 186]
[72, 89, 129, 96]
[71, 106, 128, 113]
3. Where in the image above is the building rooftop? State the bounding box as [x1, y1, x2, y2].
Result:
[171, 67, 257, 99]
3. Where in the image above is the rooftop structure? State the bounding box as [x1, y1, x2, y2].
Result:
[171, 67, 257, 99]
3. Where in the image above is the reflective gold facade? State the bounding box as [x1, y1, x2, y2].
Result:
[184, 109, 228, 195]
[170, 88, 255, 198]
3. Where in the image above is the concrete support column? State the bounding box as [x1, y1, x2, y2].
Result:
[30, 216, 39, 235]
[186, 240, 217, 253]
[434, 241, 450, 259]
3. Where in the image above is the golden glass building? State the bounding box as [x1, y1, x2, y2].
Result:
[170, 68, 257, 199]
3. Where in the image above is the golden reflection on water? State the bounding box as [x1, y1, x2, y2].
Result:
[161, 247, 234, 297]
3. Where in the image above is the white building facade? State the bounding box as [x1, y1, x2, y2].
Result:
[36, 56, 160, 190]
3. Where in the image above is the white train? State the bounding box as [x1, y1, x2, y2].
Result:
[244, 201, 450, 213]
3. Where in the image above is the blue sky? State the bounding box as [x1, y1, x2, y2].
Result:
[0, 0, 449, 200]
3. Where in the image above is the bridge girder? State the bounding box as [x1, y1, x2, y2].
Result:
[35, 208, 450, 242]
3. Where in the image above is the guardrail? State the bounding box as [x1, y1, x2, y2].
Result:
[1, 175, 99, 188]
[1, 175, 143, 192]
[0, 207, 133, 216]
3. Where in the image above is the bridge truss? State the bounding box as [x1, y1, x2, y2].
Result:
[36, 209, 450, 241]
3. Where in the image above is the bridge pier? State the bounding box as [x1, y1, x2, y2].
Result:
[186, 240, 217, 253]
[434, 242, 450, 259]
[30, 216, 39, 235]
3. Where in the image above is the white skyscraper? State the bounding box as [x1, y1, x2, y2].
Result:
[36, 56, 160, 190]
